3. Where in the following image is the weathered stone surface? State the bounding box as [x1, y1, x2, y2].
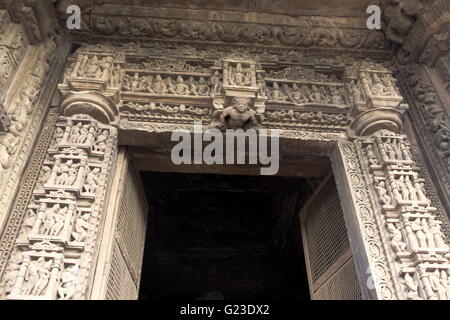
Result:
[0, 1, 448, 300]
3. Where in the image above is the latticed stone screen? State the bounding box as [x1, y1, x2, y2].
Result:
[105, 163, 148, 300]
[301, 175, 361, 300]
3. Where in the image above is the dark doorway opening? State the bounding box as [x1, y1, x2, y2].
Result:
[138, 172, 318, 300]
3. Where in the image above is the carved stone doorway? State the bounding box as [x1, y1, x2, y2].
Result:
[91, 143, 362, 300]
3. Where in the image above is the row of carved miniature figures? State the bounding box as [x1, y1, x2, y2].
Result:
[36, 158, 100, 196]
[4, 253, 79, 300]
[367, 138, 413, 165]
[388, 216, 448, 254]
[65, 53, 352, 105]
[374, 176, 429, 206]
[402, 268, 450, 300]
[120, 71, 348, 105]
[53, 121, 109, 154]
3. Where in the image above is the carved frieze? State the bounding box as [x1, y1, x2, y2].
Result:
[89, 15, 390, 54]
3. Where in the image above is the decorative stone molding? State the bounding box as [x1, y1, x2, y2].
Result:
[90, 15, 389, 53]
[334, 139, 399, 300]
[334, 128, 450, 300]
[0, 37, 64, 226]
[0, 10, 27, 91]
[2, 0, 61, 45]
[397, 64, 450, 215]
[390, 0, 450, 66]
[60, 92, 119, 125]
[0, 101, 10, 133]
[57, 43, 420, 142]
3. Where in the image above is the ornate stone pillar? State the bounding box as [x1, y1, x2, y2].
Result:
[332, 58, 450, 300]
[0, 101, 118, 300]
[0, 44, 121, 299]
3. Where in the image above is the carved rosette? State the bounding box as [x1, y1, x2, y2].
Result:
[0, 113, 117, 300]
[358, 130, 450, 300]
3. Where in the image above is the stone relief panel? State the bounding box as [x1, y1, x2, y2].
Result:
[0, 114, 117, 300]
[0, 37, 62, 222]
[0, 10, 27, 90]
[59, 43, 415, 138]
[89, 16, 390, 54]
[359, 130, 450, 300]
[399, 64, 450, 214]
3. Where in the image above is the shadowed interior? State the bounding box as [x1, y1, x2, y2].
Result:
[138, 172, 318, 300]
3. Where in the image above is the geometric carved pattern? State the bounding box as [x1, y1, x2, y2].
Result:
[302, 175, 352, 285]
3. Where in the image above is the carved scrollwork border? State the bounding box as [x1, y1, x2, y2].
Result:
[337, 140, 399, 300]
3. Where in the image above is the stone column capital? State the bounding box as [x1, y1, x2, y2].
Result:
[59, 91, 119, 126]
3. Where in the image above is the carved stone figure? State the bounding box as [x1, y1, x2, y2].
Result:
[212, 97, 260, 130]
[69, 123, 82, 144]
[411, 218, 427, 248]
[288, 84, 305, 104]
[382, 0, 424, 45]
[197, 77, 210, 96]
[257, 74, 266, 97]
[169, 76, 190, 95]
[269, 82, 286, 101]
[387, 223, 407, 252]
[58, 265, 78, 300]
[49, 206, 67, 237]
[93, 130, 109, 153]
[403, 272, 422, 300]
[30, 264, 51, 296]
[376, 181, 392, 205]
[397, 176, 410, 201]
[366, 144, 379, 166]
[430, 270, 447, 300]
[309, 85, 323, 103]
[211, 70, 222, 94]
[152, 74, 168, 94]
[430, 221, 448, 250]
[71, 213, 90, 243]
[349, 80, 362, 103]
[83, 168, 100, 194]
